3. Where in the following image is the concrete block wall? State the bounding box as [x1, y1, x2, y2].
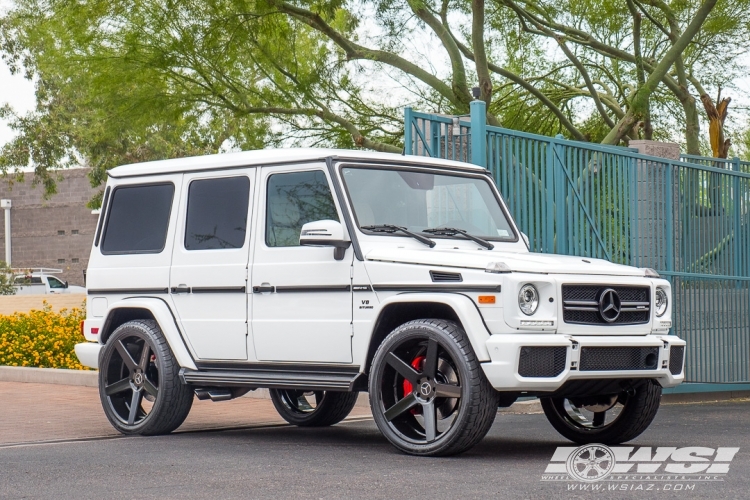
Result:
[0, 168, 100, 286]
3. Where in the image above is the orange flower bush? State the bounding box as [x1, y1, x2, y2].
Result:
[0, 301, 89, 370]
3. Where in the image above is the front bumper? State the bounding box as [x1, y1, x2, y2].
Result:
[481, 334, 686, 392]
[75, 342, 102, 369]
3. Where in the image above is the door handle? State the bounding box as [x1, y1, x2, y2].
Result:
[252, 284, 275, 293]
[171, 285, 191, 294]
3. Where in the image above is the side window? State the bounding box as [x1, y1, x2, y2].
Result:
[101, 183, 175, 254]
[266, 170, 339, 247]
[185, 176, 250, 250]
[48, 277, 66, 289]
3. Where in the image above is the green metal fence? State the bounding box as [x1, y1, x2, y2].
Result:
[405, 102, 750, 387]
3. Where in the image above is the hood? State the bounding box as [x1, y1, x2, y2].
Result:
[364, 247, 647, 277]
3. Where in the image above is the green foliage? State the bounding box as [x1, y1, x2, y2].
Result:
[0, 261, 16, 296]
[0, 0, 746, 195]
[0, 302, 89, 369]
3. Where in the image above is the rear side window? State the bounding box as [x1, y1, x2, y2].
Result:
[266, 170, 339, 247]
[101, 183, 175, 254]
[185, 176, 250, 250]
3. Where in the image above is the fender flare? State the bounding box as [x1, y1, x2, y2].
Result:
[373, 293, 491, 362]
[101, 297, 197, 371]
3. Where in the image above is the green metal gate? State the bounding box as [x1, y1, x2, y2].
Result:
[405, 102, 750, 389]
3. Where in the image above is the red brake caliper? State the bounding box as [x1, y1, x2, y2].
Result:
[403, 355, 426, 415]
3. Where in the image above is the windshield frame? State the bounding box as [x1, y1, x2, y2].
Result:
[338, 163, 519, 243]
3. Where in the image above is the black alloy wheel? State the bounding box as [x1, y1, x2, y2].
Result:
[99, 320, 193, 435]
[540, 380, 662, 445]
[269, 389, 359, 427]
[369, 319, 499, 456]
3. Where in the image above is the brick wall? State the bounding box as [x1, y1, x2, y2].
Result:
[0, 168, 99, 286]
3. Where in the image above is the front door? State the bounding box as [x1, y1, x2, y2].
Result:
[170, 170, 254, 360]
[250, 164, 353, 363]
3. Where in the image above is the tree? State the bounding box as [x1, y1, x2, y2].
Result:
[0, 0, 740, 195]
[0, 261, 17, 295]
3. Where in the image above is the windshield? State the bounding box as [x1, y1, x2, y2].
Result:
[341, 166, 516, 241]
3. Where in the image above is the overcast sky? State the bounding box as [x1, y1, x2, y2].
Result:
[0, 58, 35, 145]
[2, 1, 749, 154]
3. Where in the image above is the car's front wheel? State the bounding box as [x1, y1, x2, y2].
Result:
[99, 320, 193, 435]
[269, 389, 359, 426]
[369, 319, 499, 456]
[540, 380, 662, 444]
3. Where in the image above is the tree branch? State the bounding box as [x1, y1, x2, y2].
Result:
[602, 0, 718, 145]
[266, 0, 463, 109]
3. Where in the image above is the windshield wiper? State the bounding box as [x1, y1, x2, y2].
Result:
[362, 224, 436, 248]
[422, 227, 494, 250]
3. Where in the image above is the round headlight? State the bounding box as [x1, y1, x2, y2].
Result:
[518, 284, 539, 316]
[655, 287, 668, 317]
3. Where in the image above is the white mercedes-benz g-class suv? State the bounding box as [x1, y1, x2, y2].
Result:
[75, 148, 684, 456]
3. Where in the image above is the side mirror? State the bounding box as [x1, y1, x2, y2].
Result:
[64, 281, 69, 288]
[521, 232, 530, 248]
[299, 220, 351, 260]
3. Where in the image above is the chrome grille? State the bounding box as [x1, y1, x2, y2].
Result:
[518, 346, 567, 378]
[579, 346, 659, 371]
[562, 285, 650, 325]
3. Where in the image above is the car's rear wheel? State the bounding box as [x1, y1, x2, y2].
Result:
[540, 380, 662, 444]
[99, 320, 193, 435]
[369, 319, 499, 456]
[269, 389, 359, 426]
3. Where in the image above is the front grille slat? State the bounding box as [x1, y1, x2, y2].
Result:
[579, 346, 659, 371]
[562, 285, 650, 325]
[669, 346, 685, 375]
[518, 347, 567, 378]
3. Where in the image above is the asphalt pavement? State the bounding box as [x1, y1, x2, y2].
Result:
[0, 383, 748, 500]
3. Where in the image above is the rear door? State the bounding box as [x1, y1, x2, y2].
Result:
[169, 170, 255, 360]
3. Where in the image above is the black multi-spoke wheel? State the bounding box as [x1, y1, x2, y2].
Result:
[269, 389, 359, 427]
[541, 380, 662, 445]
[99, 320, 193, 435]
[369, 319, 499, 456]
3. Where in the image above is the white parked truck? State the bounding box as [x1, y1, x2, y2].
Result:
[75, 149, 684, 456]
[13, 268, 86, 295]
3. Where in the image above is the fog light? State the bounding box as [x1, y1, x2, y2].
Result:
[520, 320, 554, 327]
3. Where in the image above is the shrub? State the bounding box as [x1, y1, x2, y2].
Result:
[0, 302, 89, 370]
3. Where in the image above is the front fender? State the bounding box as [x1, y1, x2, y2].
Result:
[100, 297, 197, 371]
[376, 293, 491, 362]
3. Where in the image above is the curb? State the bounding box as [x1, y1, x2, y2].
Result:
[2, 366, 746, 412]
[0, 366, 98, 388]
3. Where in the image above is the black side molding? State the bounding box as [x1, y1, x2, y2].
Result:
[372, 284, 501, 293]
[88, 288, 169, 295]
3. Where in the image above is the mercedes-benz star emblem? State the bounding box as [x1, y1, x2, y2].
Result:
[598, 288, 621, 323]
[133, 373, 143, 385]
[420, 382, 431, 397]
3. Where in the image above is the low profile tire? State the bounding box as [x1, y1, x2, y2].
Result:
[99, 320, 193, 436]
[369, 319, 499, 457]
[269, 389, 359, 427]
[540, 380, 662, 445]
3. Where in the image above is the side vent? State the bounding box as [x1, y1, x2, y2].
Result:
[429, 270, 463, 282]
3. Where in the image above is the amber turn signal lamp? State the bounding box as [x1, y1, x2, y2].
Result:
[477, 295, 496, 304]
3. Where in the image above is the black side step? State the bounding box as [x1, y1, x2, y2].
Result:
[180, 363, 363, 392]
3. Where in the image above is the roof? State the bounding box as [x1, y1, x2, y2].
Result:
[107, 148, 487, 178]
